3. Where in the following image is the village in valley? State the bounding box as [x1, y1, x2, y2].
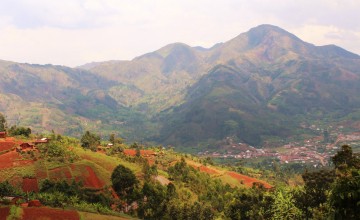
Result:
[198, 124, 360, 167]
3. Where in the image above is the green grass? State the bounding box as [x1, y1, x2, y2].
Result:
[0, 164, 36, 180]
[73, 147, 142, 173]
[78, 211, 135, 220]
[6, 205, 23, 220]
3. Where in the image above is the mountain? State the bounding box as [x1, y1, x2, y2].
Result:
[1, 24, 360, 149]
[82, 24, 360, 148]
[78, 43, 210, 114]
[0, 61, 150, 139]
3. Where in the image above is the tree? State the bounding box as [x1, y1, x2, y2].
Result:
[166, 183, 177, 200]
[111, 164, 138, 203]
[0, 113, 6, 132]
[271, 189, 302, 220]
[0, 181, 17, 196]
[294, 169, 335, 219]
[323, 129, 330, 143]
[8, 125, 31, 137]
[138, 182, 167, 219]
[225, 187, 273, 219]
[330, 145, 360, 219]
[143, 162, 158, 182]
[332, 145, 359, 169]
[109, 133, 123, 145]
[80, 131, 100, 151]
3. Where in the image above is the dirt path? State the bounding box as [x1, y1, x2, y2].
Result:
[22, 207, 80, 220]
[155, 175, 170, 185]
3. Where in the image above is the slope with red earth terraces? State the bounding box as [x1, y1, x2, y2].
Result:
[0, 151, 33, 169]
[123, 149, 156, 157]
[227, 171, 272, 189]
[186, 160, 272, 189]
[83, 165, 104, 188]
[22, 207, 80, 220]
[0, 141, 16, 152]
[49, 166, 73, 181]
[69, 164, 105, 188]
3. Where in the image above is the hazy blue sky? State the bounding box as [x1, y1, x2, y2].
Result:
[0, 0, 359, 66]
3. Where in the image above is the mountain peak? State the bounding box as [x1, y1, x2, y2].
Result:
[243, 24, 305, 48]
[156, 43, 193, 58]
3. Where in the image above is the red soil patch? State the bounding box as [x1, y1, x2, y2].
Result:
[0, 141, 16, 152]
[61, 167, 72, 179]
[123, 149, 156, 157]
[227, 171, 272, 189]
[22, 207, 80, 220]
[147, 159, 155, 166]
[28, 200, 42, 207]
[22, 178, 39, 193]
[198, 166, 219, 175]
[110, 187, 119, 199]
[188, 163, 219, 175]
[0, 207, 10, 220]
[5, 137, 15, 141]
[36, 170, 48, 179]
[83, 166, 104, 188]
[97, 149, 106, 154]
[0, 151, 33, 169]
[49, 166, 72, 181]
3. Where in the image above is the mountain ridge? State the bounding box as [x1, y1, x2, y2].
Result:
[1, 24, 360, 149]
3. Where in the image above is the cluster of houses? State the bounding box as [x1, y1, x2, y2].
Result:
[0, 131, 49, 153]
[16, 138, 49, 153]
[199, 129, 360, 167]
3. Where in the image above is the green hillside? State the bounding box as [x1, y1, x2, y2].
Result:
[0, 61, 153, 141]
[1, 128, 358, 219]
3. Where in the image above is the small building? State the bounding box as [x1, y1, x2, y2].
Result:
[20, 142, 34, 150]
[33, 138, 49, 145]
[28, 200, 41, 207]
[0, 131, 6, 139]
[0, 196, 26, 205]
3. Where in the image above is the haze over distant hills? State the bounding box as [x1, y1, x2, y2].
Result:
[1, 24, 360, 150]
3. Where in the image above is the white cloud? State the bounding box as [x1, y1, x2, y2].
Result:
[0, 0, 359, 66]
[290, 25, 360, 54]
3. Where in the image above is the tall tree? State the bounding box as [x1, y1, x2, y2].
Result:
[295, 169, 335, 219]
[80, 131, 100, 151]
[111, 164, 138, 203]
[332, 145, 359, 169]
[271, 189, 302, 220]
[109, 133, 123, 145]
[330, 145, 360, 219]
[0, 113, 6, 132]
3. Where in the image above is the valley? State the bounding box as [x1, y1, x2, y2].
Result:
[200, 124, 360, 167]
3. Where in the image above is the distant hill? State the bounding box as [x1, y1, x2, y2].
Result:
[1, 24, 360, 149]
[0, 61, 149, 139]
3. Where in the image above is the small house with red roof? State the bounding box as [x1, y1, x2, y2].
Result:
[20, 142, 34, 150]
[0, 131, 6, 139]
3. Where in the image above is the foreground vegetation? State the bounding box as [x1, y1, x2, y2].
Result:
[1, 133, 359, 219]
[0, 115, 359, 219]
